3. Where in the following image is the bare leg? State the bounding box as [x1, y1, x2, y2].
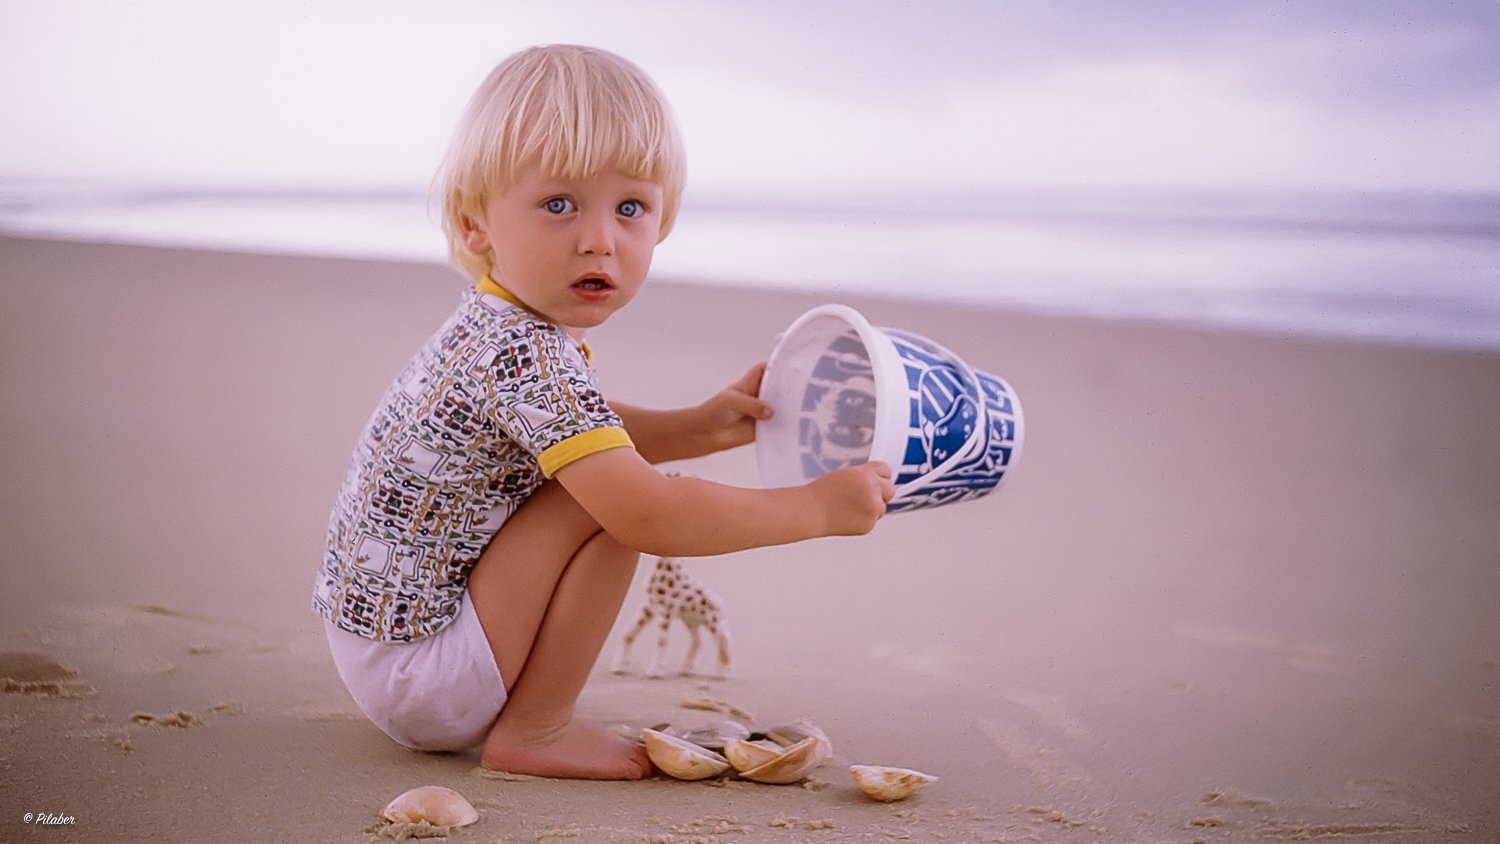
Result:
[466, 480, 649, 779]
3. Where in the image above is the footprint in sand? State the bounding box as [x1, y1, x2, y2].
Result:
[129, 703, 238, 729]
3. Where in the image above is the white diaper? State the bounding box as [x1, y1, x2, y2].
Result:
[324, 591, 507, 751]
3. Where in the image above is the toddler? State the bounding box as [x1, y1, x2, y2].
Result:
[312, 44, 893, 780]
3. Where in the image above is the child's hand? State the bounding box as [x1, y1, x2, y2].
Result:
[808, 461, 895, 536]
[693, 362, 773, 453]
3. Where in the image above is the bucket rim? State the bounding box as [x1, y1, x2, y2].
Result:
[758, 304, 911, 488]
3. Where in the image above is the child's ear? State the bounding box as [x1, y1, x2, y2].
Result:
[459, 214, 492, 255]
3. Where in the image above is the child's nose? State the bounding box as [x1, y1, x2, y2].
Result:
[577, 211, 616, 255]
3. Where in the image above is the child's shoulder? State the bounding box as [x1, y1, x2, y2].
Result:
[459, 287, 559, 339]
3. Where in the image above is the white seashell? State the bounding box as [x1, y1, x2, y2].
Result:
[723, 737, 784, 772]
[738, 733, 833, 784]
[678, 719, 751, 751]
[642, 728, 731, 780]
[380, 786, 479, 827]
[849, 765, 937, 801]
[765, 719, 825, 747]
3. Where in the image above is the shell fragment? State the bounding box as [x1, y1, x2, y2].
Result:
[380, 786, 480, 827]
[643, 728, 732, 780]
[737, 725, 833, 784]
[723, 737, 784, 772]
[678, 719, 751, 751]
[645, 719, 835, 785]
[849, 765, 937, 801]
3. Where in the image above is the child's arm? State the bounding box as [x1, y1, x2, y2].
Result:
[609, 363, 770, 464]
[554, 447, 892, 558]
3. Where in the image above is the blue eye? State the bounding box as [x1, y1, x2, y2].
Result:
[617, 200, 643, 218]
[544, 198, 573, 214]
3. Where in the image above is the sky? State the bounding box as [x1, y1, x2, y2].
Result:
[2, 0, 1499, 197]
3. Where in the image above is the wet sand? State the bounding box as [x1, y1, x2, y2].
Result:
[2, 233, 1497, 842]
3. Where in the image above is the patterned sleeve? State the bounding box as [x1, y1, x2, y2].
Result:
[478, 320, 633, 477]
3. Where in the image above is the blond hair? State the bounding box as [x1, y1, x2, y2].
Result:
[437, 45, 687, 280]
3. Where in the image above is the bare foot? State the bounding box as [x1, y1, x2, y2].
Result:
[481, 716, 651, 780]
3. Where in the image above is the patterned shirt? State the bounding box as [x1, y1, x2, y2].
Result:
[312, 282, 633, 642]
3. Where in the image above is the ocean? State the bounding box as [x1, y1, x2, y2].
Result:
[3, 182, 1497, 352]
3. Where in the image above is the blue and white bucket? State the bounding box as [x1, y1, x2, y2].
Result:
[757, 305, 1024, 513]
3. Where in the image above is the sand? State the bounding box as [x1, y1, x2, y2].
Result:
[2, 233, 1497, 843]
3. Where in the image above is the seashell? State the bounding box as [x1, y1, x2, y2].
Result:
[723, 737, 784, 772]
[765, 719, 824, 747]
[738, 732, 833, 784]
[642, 728, 731, 780]
[678, 719, 751, 751]
[849, 765, 937, 801]
[380, 786, 479, 827]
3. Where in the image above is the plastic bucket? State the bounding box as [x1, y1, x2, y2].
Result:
[756, 304, 1024, 513]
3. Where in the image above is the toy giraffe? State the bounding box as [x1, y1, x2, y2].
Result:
[612, 556, 731, 680]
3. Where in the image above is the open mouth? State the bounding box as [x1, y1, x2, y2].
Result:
[573, 276, 613, 292]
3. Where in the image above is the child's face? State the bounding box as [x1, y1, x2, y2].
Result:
[464, 165, 664, 335]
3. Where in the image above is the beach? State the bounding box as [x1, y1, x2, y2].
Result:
[2, 233, 1497, 841]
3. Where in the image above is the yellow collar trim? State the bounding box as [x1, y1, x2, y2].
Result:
[478, 276, 527, 310]
[476, 276, 594, 365]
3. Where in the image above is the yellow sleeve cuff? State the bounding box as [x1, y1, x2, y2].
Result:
[538, 427, 634, 478]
